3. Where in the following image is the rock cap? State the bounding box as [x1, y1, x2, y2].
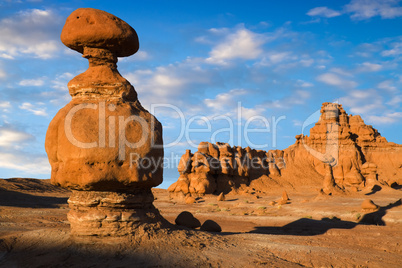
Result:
[61, 8, 139, 57]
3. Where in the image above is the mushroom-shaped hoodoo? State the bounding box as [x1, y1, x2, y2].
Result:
[45, 8, 165, 237]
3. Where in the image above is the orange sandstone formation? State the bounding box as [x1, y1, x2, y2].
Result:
[168, 141, 285, 196]
[169, 103, 402, 196]
[290, 102, 402, 190]
[361, 199, 379, 210]
[45, 8, 164, 236]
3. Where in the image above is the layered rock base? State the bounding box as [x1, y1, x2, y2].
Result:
[68, 190, 163, 236]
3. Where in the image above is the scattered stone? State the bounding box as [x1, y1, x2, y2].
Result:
[185, 196, 196, 204]
[175, 211, 201, 229]
[361, 199, 379, 210]
[269, 201, 276, 206]
[200, 220, 222, 232]
[217, 192, 225, 201]
[279, 199, 288, 205]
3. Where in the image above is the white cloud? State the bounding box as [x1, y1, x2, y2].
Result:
[268, 52, 293, 64]
[344, 0, 402, 20]
[133, 50, 149, 60]
[257, 51, 300, 68]
[125, 67, 187, 107]
[240, 106, 266, 120]
[264, 90, 311, 110]
[349, 103, 382, 115]
[51, 72, 74, 91]
[381, 42, 402, 56]
[329, 67, 353, 77]
[368, 112, 402, 124]
[0, 127, 34, 148]
[297, 80, 314, 88]
[308, 1, 402, 21]
[18, 78, 45, 86]
[0, 69, 6, 79]
[19, 102, 47, 116]
[293, 119, 303, 126]
[299, 58, 314, 67]
[339, 89, 384, 115]
[307, 7, 342, 18]
[154, 74, 184, 88]
[0, 101, 11, 109]
[124, 58, 222, 110]
[387, 95, 402, 106]
[202, 88, 267, 123]
[357, 62, 383, 72]
[0, 53, 14, 59]
[378, 80, 397, 91]
[316, 72, 357, 88]
[206, 25, 266, 65]
[119, 50, 150, 62]
[204, 89, 247, 111]
[256, 51, 304, 71]
[0, 127, 50, 175]
[0, 8, 63, 59]
[0, 151, 50, 175]
[300, 18, 322, 25]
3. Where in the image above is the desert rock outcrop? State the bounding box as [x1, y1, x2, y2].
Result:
[168, 141, 285, 196]
[217, 192, 225, 201]
[45, 8, 164, 236]
[169, 103, 402, 196]
[291, 102, 402, 189]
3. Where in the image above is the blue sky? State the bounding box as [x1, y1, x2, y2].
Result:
[1, 0, 402, 188]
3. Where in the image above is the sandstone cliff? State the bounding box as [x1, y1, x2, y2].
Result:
[168, 102, 402, 196]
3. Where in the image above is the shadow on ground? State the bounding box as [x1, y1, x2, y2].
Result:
[221, 198, 402, 236]
[0, 189, 68, 208]
[365, 185, 382, 195]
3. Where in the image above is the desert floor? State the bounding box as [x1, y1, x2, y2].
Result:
[0, 178, 401, 267]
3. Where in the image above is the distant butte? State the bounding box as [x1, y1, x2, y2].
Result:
[168, 102, 402, 197]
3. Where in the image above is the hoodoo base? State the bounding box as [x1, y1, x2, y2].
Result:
[67, 189, 164, 236]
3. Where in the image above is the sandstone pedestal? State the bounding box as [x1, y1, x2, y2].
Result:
[45, 8, 165, 237]
[68, 190, 163, 236]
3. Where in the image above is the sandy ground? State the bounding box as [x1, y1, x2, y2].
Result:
[0, 178, 401, 267]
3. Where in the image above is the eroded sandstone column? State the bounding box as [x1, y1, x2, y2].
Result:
[45, 8, 164, 236]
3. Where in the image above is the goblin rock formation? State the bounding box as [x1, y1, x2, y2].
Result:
[169, 102, 402, 196]
[45, 8, 164, 236]
[168, 142, 286, 196]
